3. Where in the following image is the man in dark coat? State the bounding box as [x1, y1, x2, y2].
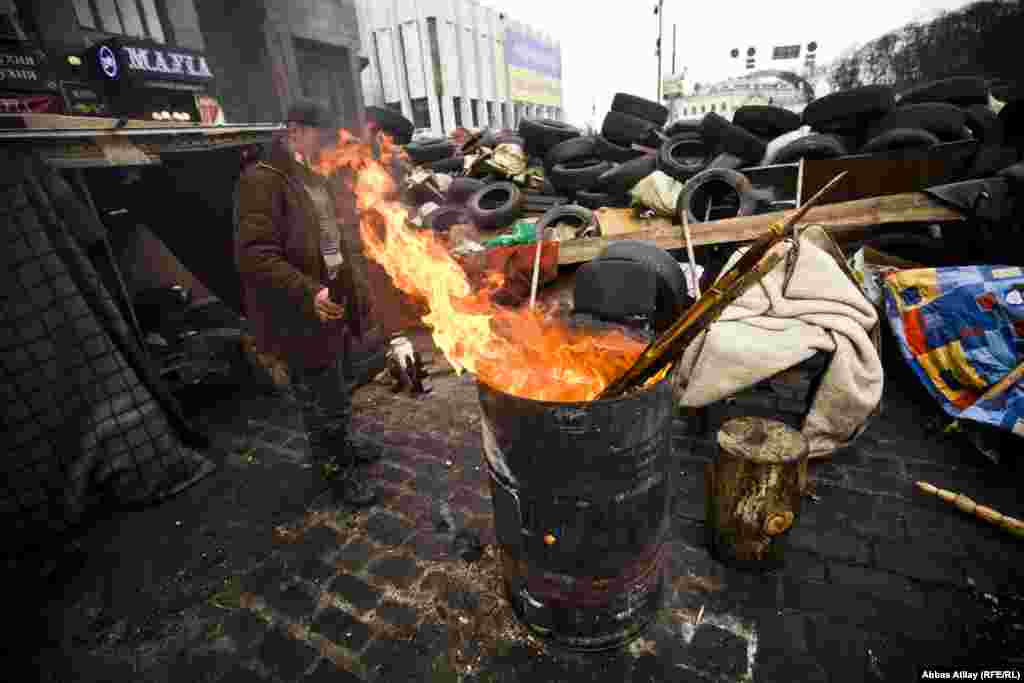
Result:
[235, 100, 378, 506]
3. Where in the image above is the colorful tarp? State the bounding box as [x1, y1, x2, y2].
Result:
[883, 266, 1024, 436]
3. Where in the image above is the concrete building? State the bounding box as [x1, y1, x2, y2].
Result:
[355, 0, 563, 137]
[3, 0, 365, 129]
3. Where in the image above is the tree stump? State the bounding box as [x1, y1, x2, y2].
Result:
[706, 417, 809, 569]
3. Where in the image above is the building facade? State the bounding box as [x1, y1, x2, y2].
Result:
[355, 0, 563, 136]
[1, 0, 366, 130]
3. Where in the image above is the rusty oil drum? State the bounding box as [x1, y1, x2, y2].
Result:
[477, 379, 675, 651]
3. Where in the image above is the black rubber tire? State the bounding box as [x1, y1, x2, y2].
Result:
[657, 133, 714, 182]
[567, 312, 654, 342]
[596, 155, 658, 195]
[546, 136, 601, 167]
[602, 111, 658, 147]
[965, 104, 1004, 145]
[1000, 101, 1024, 152]
[598, 240, 688, 331]
[898, 76, 989, 107]
[966, 145, 1020, 178]
[708, 152, 744, 170]
[676, 168, 759, 224]
[447, 177, 486, 204]
[575, 190, 630, 209]
[593, 135, 646, 163]
[525, 195, 570, 214]
[732, 105, 802, 140]
[871, 103, 969, 142]
[772, 134, 848, 164]
[572, 259, 658, 323]
[365, 105, 414, 142]
[802, 85, 896, 130]
[428, 156, 465, 173]
[518, 118, 581, 156]
[860, 128, 940, 154]
[700, 112, 766, 165]
[536, 204, 594, 234]
[465, 181, 524, 230]
[424, 205, 468, 232]
[611, 92, 670, 126]
[406, 140, 456, 165]
[548, 159, 615, 193]
[665, 119, 702, 138]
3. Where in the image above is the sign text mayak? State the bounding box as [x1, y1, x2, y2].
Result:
[123, 46, 213, 79]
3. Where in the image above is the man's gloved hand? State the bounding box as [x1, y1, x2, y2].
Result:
[315, 287, 345, 322]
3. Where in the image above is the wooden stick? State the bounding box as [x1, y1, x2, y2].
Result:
[529, 228, 545, 310]
[916, 481, 1024, 538]
[682, 210, 701, 299]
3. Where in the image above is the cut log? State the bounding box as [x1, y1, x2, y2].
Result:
[706, 417, 809, 568]
[557, 191, 964, 265]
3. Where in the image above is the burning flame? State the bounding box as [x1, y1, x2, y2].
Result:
[317, 130, 660, 403]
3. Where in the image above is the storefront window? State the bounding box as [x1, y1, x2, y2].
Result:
[72, 0, 97, 28]
[75, 0, 165, 43]
[94, 0, 123, 34]
[471, 99, 479, 128]
[453, 96, 463, 127]
[137, 0, 164, 42]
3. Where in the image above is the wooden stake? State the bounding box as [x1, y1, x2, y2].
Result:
[682, 210, 701, 299]
[529, 227, 545, 310]
[916, 481, 1024, 538]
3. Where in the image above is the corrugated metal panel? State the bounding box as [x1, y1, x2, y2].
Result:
[401, 21, 426, 99]
[440, 20, 461, 97]
[463, 25, 479, 99]
[376, 28, 400, 104]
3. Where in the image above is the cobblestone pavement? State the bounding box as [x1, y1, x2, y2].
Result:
[32, 330, 1024, 682]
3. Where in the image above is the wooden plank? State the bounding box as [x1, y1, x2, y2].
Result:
[593, 208, 677, 237]
[558, 191, 964, 265]
[799, 140, 978, 205]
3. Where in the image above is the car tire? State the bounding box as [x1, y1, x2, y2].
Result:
[802, 85, 896, 131]
[593, 135, 646, 163]
[365, 105, 414, 144]
[676, 168, 759, 224]
[732, 105, 802, 140]
[860, 128, 940, 154]
[598, 240, 688, 331]
[602, 111, 658, 148]
[708, 152, 745, 170]
[548, 159, 615, 193]
[700, 112, 766, 165]
[658, 133, 714, 182]
[761, 128, 811, 165]
[536, 204, 595, 234]
[546, 136, 601, 167]
[665, 119, 702, 138]
[898, 76, 989, 107]
[611, 92, 670, 126]
[771, 133, 848, 164]
[465, 181, 525, 230]
[871, 103, 969, 142]
[447, 177, 486, 204]
[424, 205, 469, 232]
[964, 104, 1004, 145]
[572, 258, 659, 324]
[406, 140, 456, 165]
[518, 118, 581, 156]
[428, 156, 465, 173]
[966, 145, 1020, 179]
[575, 190, 630, 209]
[596, 155, 658, 195]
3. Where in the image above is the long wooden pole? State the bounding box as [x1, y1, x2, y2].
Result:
[916, 482, 1024, 538]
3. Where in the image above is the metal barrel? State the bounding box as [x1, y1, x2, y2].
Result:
[477, 379, 675, 652]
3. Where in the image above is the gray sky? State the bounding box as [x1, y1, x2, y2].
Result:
[485, 0, 974, 128]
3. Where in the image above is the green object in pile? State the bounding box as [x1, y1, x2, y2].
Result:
[482, 220, 537, 247]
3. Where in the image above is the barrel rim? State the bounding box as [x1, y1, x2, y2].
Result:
[476, 376, 671, 408]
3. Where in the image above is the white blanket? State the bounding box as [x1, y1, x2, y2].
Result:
[674, 226, 884, 458]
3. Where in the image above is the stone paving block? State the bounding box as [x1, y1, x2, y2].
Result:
[806, 460, 847, 484]
[223, 609, 269, 654]
[303, 659, 364, 683]
[447, 486, 492, 518]
[847, 496, 909, 542]
[328, 573, 383, 611]
[364, 462, 414, 486]
[787, 523, 870, 564]
[753, 610, 811, 653]
[360, 639, 431, 681]
[803, 615, 869, 683]
[258, 626, 318, 680]
[335, 540, 375, 572]
[218, 663, 272, 682]
[782, 549, 827, 582]
[827, 562, 926, 609]
[864, 633, 945, 680]
[166, 647, 230, 683]
[257, 425, 298, 447]
[366, 553, 420, 589]
[312, 607, 371, 651]
[716, 568, 783, 614]
[958, 555, 1024, 597]
[670, 515, 709, 550]
[374, 600, 419, 628]
[672, 466, 706, 521]
[409, 530, 453, 562]
[364, 511, 415, 547]
[782, 578, 883, 627]
[873, 540, 963, 586]
[265, 580, 319, 620]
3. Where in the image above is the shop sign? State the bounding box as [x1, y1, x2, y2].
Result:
[0, 93, 63, 114]
[0, 47, 57, 92]
[91, 39, 214, 89]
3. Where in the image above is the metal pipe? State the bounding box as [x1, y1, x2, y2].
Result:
[672, 24, 677, 75]
[656, 1, 665, 102]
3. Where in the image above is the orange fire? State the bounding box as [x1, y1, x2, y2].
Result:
[317, 130, 657, 403]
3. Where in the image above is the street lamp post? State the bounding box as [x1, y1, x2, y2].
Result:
[655, 0, 665, 101]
